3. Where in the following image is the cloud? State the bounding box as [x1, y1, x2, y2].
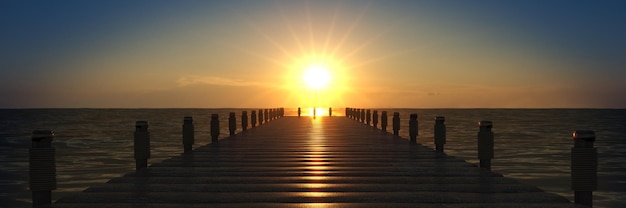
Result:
[177, 76, 267, 87]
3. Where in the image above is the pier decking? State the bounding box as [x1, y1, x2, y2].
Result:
[55, 116, 582, 207]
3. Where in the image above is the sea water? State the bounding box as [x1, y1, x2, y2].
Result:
[1, 109, 624, 207]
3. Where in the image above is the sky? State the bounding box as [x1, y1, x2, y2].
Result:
[1, 0, 625, 108]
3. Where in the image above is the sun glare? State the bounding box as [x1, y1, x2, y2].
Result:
[303, 65, 331, 90]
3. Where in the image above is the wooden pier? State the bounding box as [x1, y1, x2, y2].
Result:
[54, 116, 584, 207]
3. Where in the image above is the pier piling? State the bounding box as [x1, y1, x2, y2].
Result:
[182, 117, 194, 153]
[211, 114, 219, 143]
[298, 107, 301, 117]
[29, 130, 56, 207]
[366, 110, 371, 125]
[134, 121, 150, 170]
[392, 112, 400, 136]
[381, 111, 388, 132]
[373, 110, 378, 128]
[478, 121, 494, 170]
[241, 111, 248, 131]
[329, 107, 332, 117]
[229, 112, 236, 135]
[434, 116, 446, 152]
[409, 114, 418, 143]
[572, 130, 597, 207]
[251, 111, 257, 127]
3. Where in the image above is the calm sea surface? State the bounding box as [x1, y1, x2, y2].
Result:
[1, 109, 625, 207]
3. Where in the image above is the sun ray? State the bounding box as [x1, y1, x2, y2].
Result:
[322, 2, 343, 57]
[305, 1, 317, 57]
[329, 1, 372, 60]
[275, 0, 307, 57]
[244, 19, 299, 64]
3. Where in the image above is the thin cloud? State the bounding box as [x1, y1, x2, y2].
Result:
[177, 76, 267, 87]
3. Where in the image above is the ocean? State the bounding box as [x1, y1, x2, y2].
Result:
[1, 108, 625, 207]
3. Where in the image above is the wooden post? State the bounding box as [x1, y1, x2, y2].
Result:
[251, 110, 257, 127]
[298, 107, 301, 117]
[366, 109, 371, 125]
[572, 130, 597, 207]
[30, 130, 56, 207]
[313, 107, 317, 118]
[373, 110, 378, 128]
[329, 107, 332, 117]
[211, 114, 220, 143]
[241, 111, 248, 132]
[345, 108, 348, 117]
[360, 109, 365, 123]
[182, 117, 194, 153]
[392, 112, 400, 136]
[434, 116, 446, 152]
[478, 121, 494, 170]
[264, 109, 269, 123]
[228, 112, 236, 135]
[381, 111, 388, 132]
[409, 114, 418, 143]
[134, 121, 150, 170]
[258, 109, 264, 125]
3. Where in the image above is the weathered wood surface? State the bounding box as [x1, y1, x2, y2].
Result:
[55, 116, 583, 207]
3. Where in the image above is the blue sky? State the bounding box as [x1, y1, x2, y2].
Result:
[1, 0, 625, 108]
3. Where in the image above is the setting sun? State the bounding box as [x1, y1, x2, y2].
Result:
[303, 65, 331, 90]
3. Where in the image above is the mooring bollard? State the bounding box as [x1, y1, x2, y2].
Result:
[381, 111, 388, 132]
[182, 117, 194, 153]
[241, 111, 248, 132]
[366, 109, 371, 125]
[211, 114, 220, 143]
[298, 107, 301, 117]
[228, 112, 236, 135]
[434, 116, 446, 152]
[329, 107, 332, 117]
[571, 130, 597, 207]
[264, 109, 269, 123]
[477, 121, 494, 170]
[30, 130, 56, 207]
[258, 109, 264, 125]
[251, 110, 257, 127]
[134, 121, 150, 170]
[409, 114, 418, 143]
[373, 110, 379, 128]
[392, 112, 400, 136]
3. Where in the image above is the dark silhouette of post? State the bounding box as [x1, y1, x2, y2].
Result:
[409, 114, 418, 143]
[182, 117, 194, 153]
[298, 107, 301, 117]
[366, 109, 371, 125]
[434, 116, 446, 152]
[264, 109, 269, 123]
[313, 107, 317, 118]
[373, 110, 378, 128]
[381, 111, 388, 132]
[251, 110, 257, 127]
[478, 121, 494, 170]
[345, 108, 348, 117]
[30, 130, 56, 207]
[210, 114, 220, 143]
[392, 112, 400, 136]
[571, 130, 597, 207]
[329, 107, 332, 117]
[134, 121, 150, 170]
[228, 112, 236, 135]
[241, 111, 248, 132]
[258, 109, 264, 125]
[360, 109, 365, 123]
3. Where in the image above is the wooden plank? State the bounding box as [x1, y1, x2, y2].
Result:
[55, 116, 577, 207]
